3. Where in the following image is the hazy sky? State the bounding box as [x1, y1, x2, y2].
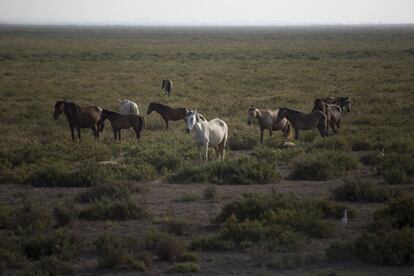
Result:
[1, 0, 413, 25]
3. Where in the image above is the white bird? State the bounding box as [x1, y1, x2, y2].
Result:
[341, 209, 348, 226]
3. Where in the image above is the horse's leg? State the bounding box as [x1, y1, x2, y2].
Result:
[133, 127, 140, 141]
[205, 143, 209, 164]
[92, 126, 98, 141]
[295, 128, 300, 140]
[77, 127, 81, 141]
[198, 145, 202, 162]
[70, 126, 75, 141]
[260, 128, 264, 143]
[318, 125, 326, 138]
[113, 128, 117, 140]
[268, 129, 272, 138]
[165, 120, 169, 129]
[118, 129, 121, 141]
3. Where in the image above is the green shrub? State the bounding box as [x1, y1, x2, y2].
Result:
[143, 230, 185, 261]
[168, 262, 200, 273]
[332, 181, 398, 202]
[29, 162, 107, 187]
[228, 135, 258, 150]
[79, 199, 149, 221]
[161, 217, 193, 236]
[289, 151, 359, 181]
[154, 234, 185, 261]
[325, 241, 355, 261]
[354, 228, 414, 265]
[23, 229, 78, 260]
[371, 197, 414, 229]
[203, 185, 217, 200]
[53, 205, 75, 227]
[193, 193, 336, 252]
[10, 201, 52, 234]
[175, 193, 200, 203]
[95, 234, 129, 268]
[377, 153, 414, 184]
[20, 256, 74, 276]
[177, 252, 200, 263]
[77, 182, 138, 203]
[170, 158, 279, 185]
[0, 233, 24, 268]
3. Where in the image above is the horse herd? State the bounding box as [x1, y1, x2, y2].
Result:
[53, 84, 351, 162]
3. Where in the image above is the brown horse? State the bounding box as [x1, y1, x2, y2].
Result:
[322, 96, 351, 112]
[53, 100, 102, 141]
[276, 108, 328, 140]
[247, 106, 294, 143]
[147, 102, 188, 129]
[313, 98, 342, 134]
[99, 109, 144, 141]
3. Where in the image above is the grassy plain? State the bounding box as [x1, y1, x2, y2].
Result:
[0, 25, 414, 275]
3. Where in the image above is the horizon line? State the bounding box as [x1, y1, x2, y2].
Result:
[1, 22, 414, 28]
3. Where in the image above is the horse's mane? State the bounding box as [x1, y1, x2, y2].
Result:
[103, 109, 122, 117]
[150, 102, 170, 112]
[197, 113, 207, 121]
[283, 108, 303, 114]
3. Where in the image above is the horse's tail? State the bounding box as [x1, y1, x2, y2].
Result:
[284, 120, 295, 141]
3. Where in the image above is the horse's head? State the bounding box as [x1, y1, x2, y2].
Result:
[276, 108, 287, 123]
[161, 80, 167, 89]
[185, 109, 198, 133]
[53, 101, 65, 120]
[341, 97, 351, 112]
[247, 105, 257, 125]
[147, 102, 155, 115]
[312, 98, 324, 112]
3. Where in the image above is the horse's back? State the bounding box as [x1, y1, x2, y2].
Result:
[208, 118, 228, 145]
[78, 106, 102, 127]
[120, 101, 139, 115]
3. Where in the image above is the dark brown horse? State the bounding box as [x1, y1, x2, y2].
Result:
[147, 102, 188, 129]
[322, 96, 351, 112]
[313, 98, 342, 134]
[99, 110, 144, 141]
[276, 108, 328, 140]
[53, 100, 102, 141]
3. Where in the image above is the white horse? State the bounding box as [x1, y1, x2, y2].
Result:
[119, 99, 139, 115]
[185, 110, 228, 162]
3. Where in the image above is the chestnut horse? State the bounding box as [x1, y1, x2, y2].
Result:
[276, 108, 328, 140]
[53, 100, 102, 141]
[99, 109, 144, 141]
[147, 102, 188, 129]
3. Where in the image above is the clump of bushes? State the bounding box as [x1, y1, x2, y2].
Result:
[77, 182, 138, 203]
[228, 135, 258, 150]
[332, 181, 399, 202]
[289, 151, 359, 181]
[326, 196, 414, 265]
[53, 205, 75, 227]
[252, 146, 304, 164]
[20, 256, 74, 276]
[28, 162, 107, 187]
[170, 157, 279, 184]
[23, 230, 78, 260]
[79, 199, 149, 221]
[94, 233, 149, 271]
[157, 217, 194, 236]
[192, 193, 343, 252]
[95, 230, 190, 271]
[376, 153, 414, 185]
[203, 185, 217, 200]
